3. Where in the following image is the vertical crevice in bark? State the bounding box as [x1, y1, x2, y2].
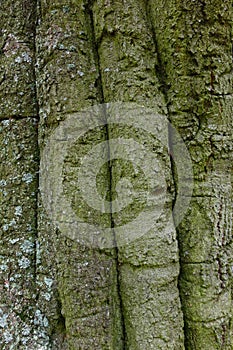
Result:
[105, 122, 127, 350]
[36, 0, 125, 346]
[50, 293, 67, 348]
[32, 0, 40, 293]
[144, 0, 185, 340]
[147, 1, 233, 348]
[144, 0, 178, 207]
[85, 2, 126, 347]
[144, 0, 169, 99]
[90, 0, 185, 348]
[144, 0, 179, 209]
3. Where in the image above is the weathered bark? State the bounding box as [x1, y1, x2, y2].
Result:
[148, 0, 233, 348]
[92, 0, 184, 348]
[36, 1, 123, 349]
[0, 0, 232, 349]
[0, 1, 41, 348]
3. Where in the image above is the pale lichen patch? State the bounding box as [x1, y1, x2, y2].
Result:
[22, 173, 33, 184]
[0, 180, 7, 186]
[44, 277, 53, 289]
[18, 257, 31, 269]
[20, 240, 34, 255]
[14, 206, 22, 217]
[0, 312, 8, 328]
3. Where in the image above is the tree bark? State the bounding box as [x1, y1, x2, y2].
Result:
[0, 0, 232, 349]
[148, 1, 233, 348]
[0, 1, 40, 348]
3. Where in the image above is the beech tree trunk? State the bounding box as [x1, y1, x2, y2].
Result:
[0, 1, 232, 349]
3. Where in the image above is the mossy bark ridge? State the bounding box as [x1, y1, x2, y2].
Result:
[0, 0, 232, 349]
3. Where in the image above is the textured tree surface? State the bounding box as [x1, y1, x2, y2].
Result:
[0, 1, 232, 350]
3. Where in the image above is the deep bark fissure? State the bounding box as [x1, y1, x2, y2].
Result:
[85, 2, 127, 348]
[144, 1, 179, 218]
[105, 121, 127, 350]
[144, 0, 169, 98]
[32, 0, 40, 293]
[144, 0, 179, 221]
[0, 115, 39, 121]
[144, 2, 186, 346]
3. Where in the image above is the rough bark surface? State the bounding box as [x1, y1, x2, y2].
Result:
[92, 0, 184, 348]
[36, 1, 123, 349]
[0, 1, 41, 348]
[148, 1, 233, 348]
[0, 0, 232, 349]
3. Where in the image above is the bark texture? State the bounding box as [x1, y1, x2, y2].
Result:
[0, 1, 41, 348]
[92, 0, 184, 348]
[36, 1, 123, 349]
[0, 0, 232, 349]
[148, 1, 233, 348]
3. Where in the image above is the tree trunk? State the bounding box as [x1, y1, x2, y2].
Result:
[0, 0, 232, 349]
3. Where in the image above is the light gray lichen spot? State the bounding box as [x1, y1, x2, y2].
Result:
[9, 219, 16, 227]
[34, 309, 43, 325]
[0, 180, 7, 186]
[15, 206, 22, 216]
[15, 56, 23, 63]
[3, 224, 9, 232]
[3, 330, 13, 343]
[34, 310, 49, 328]
[22, 173, 33, 184]
[20, 240, 34, 254]
[18, 257, 30, 269]
[42, 292, 51, 301]
[0, 264, 8, 271]
[0, 313, 8, 328]
[69, 45, 76, 51]
[27, 224, 33, 232]
[36, 241, 41, 264]
[2, 120, 10, 127]
[9, 238, 20, 244]
[22, 52, 32, 63]
[21, 337, 29, 345]
[22, 325, 31, 336]
[43, 317, 49, 328]
[67, 63, 76, 70]
[44, 277, 53, 289]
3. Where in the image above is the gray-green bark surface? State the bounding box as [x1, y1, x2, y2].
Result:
[92, 0, 184, 348]
[0, 0, 232, 349]
[36, 1, 123, 349]
[148, 1, 233, 348]
[0, 1, 41, 348]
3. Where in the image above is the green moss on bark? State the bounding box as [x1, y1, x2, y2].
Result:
[37, 1, 124, 348]
[92, 0, 185, 348]
[148, 0, 233, 348]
